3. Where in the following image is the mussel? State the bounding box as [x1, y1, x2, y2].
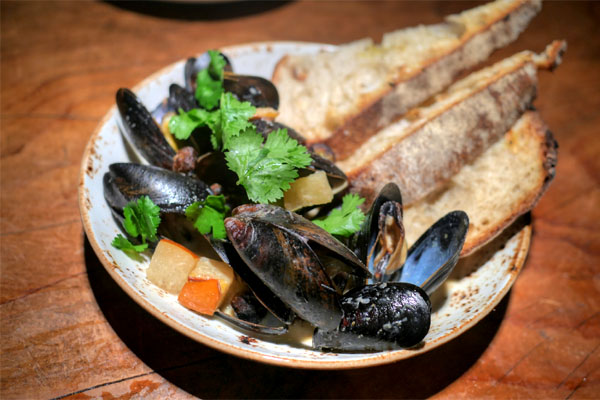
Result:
[225, 204, 369, 331]
[312, 184, 468, 351]
[104, 162, 212, 247]
[116, 88, 177, 170]
[185, 53, 279, 110]
[313, 282, 431, 351]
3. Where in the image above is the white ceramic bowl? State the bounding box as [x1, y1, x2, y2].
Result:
[78, 42, 531, 369]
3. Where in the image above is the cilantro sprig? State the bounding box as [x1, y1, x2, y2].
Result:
[167, 49, 313, 205]
[313, 194, 366, 237]
[111, 195, 161, 254]
[225, 128, 312, 203]
[195, 50, 226, 109]
[185, 195, 230, 239]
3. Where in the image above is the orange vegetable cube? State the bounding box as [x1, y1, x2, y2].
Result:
[178, 279, 221, 316]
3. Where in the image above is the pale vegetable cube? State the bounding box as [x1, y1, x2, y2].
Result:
[219, 274, 247, 315]
[284, 170, 334, 211]
[146, 239, 199, 294]
[189, 257, 235, 307]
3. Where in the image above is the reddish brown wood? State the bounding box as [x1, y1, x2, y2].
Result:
[1, 1, 599, 398]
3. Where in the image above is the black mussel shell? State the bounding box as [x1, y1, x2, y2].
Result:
[231, 204, 369, 279]
[116, 88, 176, 170]
[151, 84, 197, 125]
[185, 52, 233, 92]
[103, 163, 211, 215]
[353, 183, 403, 266]
[252, 119, 306, 144]
[225, 211, 342, 331]
[394, 210, 469, 295]
[313, 282, 431, 351]
[223, 73, 279, 109]
[209, 238, 294, 326]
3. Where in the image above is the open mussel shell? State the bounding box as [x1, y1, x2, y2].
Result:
[353, 183, 404, 271]
[393, 210, 469, 296]
[232, 204, 369, 279]
[116, 88, 176, 170]
[209, 238, 294, 329]
[313, 282, 431, 351]
[225, 204, 370, 331]
[184, 52, 233, 92]
[151, 84, 197, 125]
[223, 72, 279, 109]
[225, 210, 342, 331]
[103, 163, 211, 215]
[103, 162, 213, 248]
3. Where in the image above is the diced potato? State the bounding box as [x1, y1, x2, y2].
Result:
[219, 274, 247, 315]
[284, 170, 334, 211]
[146, 239, 199, 294]
[188, 257, 235, 307]
[178, 280, 221, 315]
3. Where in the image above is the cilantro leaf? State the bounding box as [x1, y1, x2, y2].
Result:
[170, 93, 255, 149]
[219, 93, 256, 149]
[111, 196, 160, 254]
[122, 195, 161, 243]
[195, 69, 223, 110]
[225, 128, 312, 203]
[185, 195, 229, 239]
[168, 108, 212, 141]
[194, 50, 227, 109]
[313, 194, 366, 237]
[112, 234, 148, 253]
[207, 50, 226, 81]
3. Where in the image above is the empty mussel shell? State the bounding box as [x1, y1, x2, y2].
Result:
[393, 210, 469, 295]
[116, 88, 176, 170]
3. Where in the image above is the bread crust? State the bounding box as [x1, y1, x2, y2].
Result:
[325, 0, 543, 160]
[347, 59, 538, 206]
[273, 0, 542, 159]
[343, 41, 565, 207]
[402, 111, 558, 256]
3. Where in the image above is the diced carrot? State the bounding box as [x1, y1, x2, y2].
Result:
[178, 279, 221, 316]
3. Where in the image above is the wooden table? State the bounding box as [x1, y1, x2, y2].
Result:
[1, 1, 599, 398]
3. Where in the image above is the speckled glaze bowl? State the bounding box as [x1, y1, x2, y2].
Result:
[78, 42, 531, 369]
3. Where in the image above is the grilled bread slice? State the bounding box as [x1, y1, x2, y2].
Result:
[339, 40, 566, 207]
[273, 0, 542, 160]
[404, 110, 557, 256]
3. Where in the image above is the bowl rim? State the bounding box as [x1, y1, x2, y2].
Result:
[78, 40, 531, 369]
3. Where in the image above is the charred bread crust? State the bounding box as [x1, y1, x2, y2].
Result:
[346, 61, 539, 207]
[399, 111, 559, 257]
[273, 0, 542, 158]
[459, 112, 558, 255]
[324, 0, 543, 160]
[342, 41, 565, 207]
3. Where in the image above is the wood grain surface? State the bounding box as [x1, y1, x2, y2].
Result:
[1, 1, 599, 398]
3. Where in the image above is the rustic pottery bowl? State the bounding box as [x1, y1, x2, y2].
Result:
[78, 42, 531, 369]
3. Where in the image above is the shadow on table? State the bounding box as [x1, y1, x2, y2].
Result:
[104, 0, 291, 21]
[85, 234, 511, 399]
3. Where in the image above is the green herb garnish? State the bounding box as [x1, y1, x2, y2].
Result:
[185, 195, 230, 239]
[313, 194, 366, 237]
[111, 195, 161, 253]
[225, 128, 312, 203]
[195, 50, 226, 109]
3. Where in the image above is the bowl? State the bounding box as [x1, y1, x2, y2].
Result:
[78, 41, 530, 369]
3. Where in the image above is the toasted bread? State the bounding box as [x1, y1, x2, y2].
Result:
[273, 0, 542, 160]
[340, 41, 565, 207]
[404, 110, 558, 256]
